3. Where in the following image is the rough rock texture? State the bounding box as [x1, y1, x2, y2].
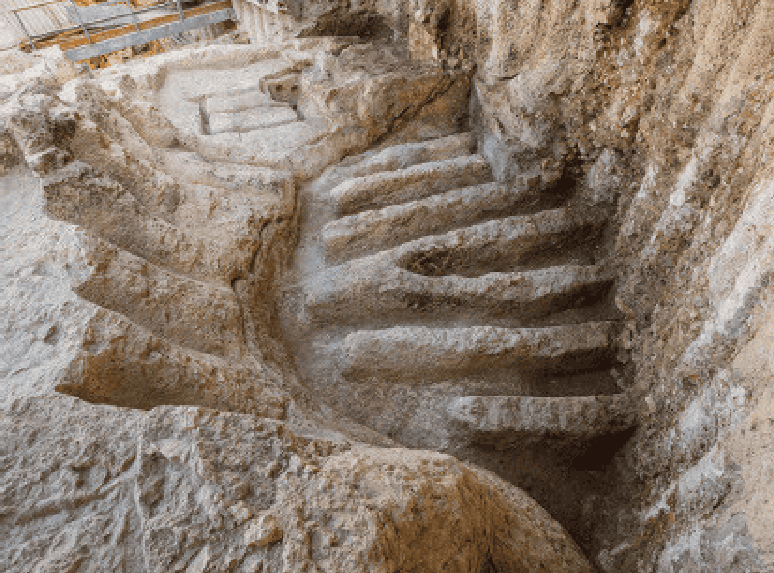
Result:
[5, 0, 774, 570]
[0, 39, 596, 573]
[430, 0, 774, 571]
[0, 396, 595, 573]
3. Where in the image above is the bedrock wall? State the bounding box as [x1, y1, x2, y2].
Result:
[446, 0, 774, 571]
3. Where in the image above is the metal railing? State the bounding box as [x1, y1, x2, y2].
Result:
[7, 0, 187, 51]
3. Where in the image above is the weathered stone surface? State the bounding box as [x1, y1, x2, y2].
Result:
[0, 397, 596, 573]
[208, 106, 298, 134]
[205, 90, 284, 114]
[0, 40, 603, 573]
[8, 3, 774, 569]
[448, 394, 636, 439]
[335, 322, 616, 380]
[330, 154, 493, 215]
[321, 180, 538, 258]
[303, 263, 613, 324]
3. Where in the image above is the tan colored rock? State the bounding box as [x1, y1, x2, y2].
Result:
[208, 106, 298, 134]
[0, 398, 596, 573]
[336, 321, 616, 380]
[322, 180, 538, 258]
[244, 513, 284, 547]
[330, 154, 493, 215]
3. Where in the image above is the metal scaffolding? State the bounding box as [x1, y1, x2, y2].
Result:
[2, 1, 234, 60]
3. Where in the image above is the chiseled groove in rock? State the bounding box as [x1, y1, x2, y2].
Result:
[335, 321, 616, 380]
[330, 154, 493, 216]
[54, 308, 287, 418]
[304, 263, 614, 324]
[447, 394, 635, 438]
[42, 161, 258, 285]
[393, 206, 609, 277]
[321, 180, 542, 260]
[73, 234, 248, 360]
[319, 131, 477, 189]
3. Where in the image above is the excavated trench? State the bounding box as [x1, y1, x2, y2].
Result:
[5, 38, 638, 563]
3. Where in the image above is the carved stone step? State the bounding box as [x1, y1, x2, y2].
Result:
[160, 150, 294, 201]
[318, 132, 477, 190]
[447, 394, 635, 439]
[302, 263, 613, 325]
[322, 180, 541, 260]
[334, 321, 617, 381]
[172, 58, 296, 101]
[204, 90, 286, 114]
[54, 307, 287, 418]
[330, 154, 493, 216]
[392, 206, 609, 277]
[202, 118, 330, 164]
[208, 106, 298, 135]
[73, 235, 248, 359]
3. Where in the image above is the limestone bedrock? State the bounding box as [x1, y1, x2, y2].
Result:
[0, 39, 594, 573]
[5, 0, 774, 569]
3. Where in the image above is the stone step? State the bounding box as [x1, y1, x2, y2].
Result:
[334, 321, 617, 381]
[318, 132, 477, 191]
[201, 118, 330, 165]
[163, 99, 203, 137]
[174, 58, 297, 101]
[43, 162, 260, 285]
[208, 106, 298, 135]
[204, 90, 286, 115]
[302, 264, 613, 325]
[330, 154, 493, 216]
[159, 150, 294, 203]
[447, 394, 635, 440]
[392, 206, 609, 277]
[55, 307, 287, 419]
[73, 235, 249, 359]
[321, 180, 540, 261]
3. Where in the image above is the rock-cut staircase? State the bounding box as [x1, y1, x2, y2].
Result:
[281, 131, 636, 454]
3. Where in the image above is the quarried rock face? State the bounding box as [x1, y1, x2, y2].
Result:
[0, 39, 596, 573]
[5, 0, 774, 567]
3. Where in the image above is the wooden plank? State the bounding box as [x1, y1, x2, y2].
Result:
[64, 6, 233, 61]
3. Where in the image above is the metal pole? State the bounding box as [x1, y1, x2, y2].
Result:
[175, 0, 184, 22]
[67, 0, 92, 44]
[12, 11, 37, 50]
[124, 1, 141, 32]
